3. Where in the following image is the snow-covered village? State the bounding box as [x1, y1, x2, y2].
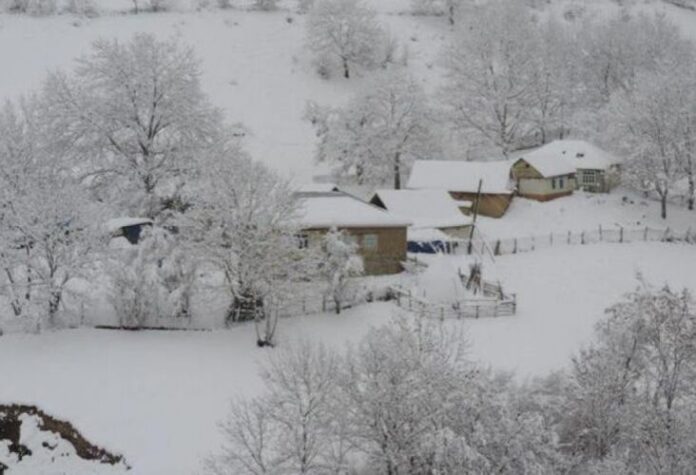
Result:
[1, 0, 696, 473]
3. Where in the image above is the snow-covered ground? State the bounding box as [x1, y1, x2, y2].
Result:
[476, 189, 696, 241]
[2, 242, 696, 473]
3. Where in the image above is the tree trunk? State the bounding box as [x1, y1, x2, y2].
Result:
[47, 290, 62, 328]
[661, 194, 668, 220]
[334, 296, 341, 315]
[342, 58, 350, 79]
[393, 152, 401, 189]
[688, 176, 695, 211]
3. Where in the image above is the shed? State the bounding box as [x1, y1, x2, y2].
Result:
[295, 191, 411, 275]
[105, 217, 153, 245]
[406, 160, 514, 218]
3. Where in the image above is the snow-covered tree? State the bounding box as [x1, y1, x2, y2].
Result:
[318, 228, 363, 314]
[108, 226, 196, 328]
[561, 280, 696, 472]
[411, 0, 471, 25]
[0, 98, 101, 328]
[440, 0, 540, 157]
[253, 0, 277, 10]
[308, 70, 436, 188]
[608, 60, 695, 219]
[305, 0, 387, 79]
[44, 34, 226, 219]
[6, 0, 57, 15]
[207, 343, 344, 474]
[183, 153, 309, 345]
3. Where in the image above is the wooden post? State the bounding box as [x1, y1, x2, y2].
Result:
[644, 226, 648, 241]
[687, 227, 692, 243]
[440, 307, 444, 321]
[531, 235, 536, 251]
[513, 238, 518, 254]
[494, 240, 501, 256]
[620, 227, 624, 243]
[663, 227, 671, 242]
[567, 230, 571, 244]
[581, 231, 585, 245]
[599, 225, 603, 241]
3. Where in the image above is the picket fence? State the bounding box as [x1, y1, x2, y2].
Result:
[457, 226, 695, 257]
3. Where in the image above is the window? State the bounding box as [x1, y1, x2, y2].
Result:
[362, 234, 378, 250]
[559, 177, 565, 189]
[582, 170, 597, 184]
[295, 233, 309, 249]
[552, 178, 557, 190]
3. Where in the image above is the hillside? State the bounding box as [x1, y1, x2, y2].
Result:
[1, 0, 694, 183]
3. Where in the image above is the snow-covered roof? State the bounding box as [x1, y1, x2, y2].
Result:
[517, 140, 618, 175]
[371, 189, 472, 229]
[296, 192, 411, 229]
[407, 160, 513, 194]
[539, 140, 620, 171]
[297, 183, 339, 193]
[104, 217, 153, 233]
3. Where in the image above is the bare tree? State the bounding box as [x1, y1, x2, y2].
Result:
[44, 34, 225, 219]
[305, 0, 387, 79]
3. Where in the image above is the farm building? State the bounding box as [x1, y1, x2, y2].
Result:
[528, 140, 621, 193]
[105, 217, 153, 245]
[369, 189, 473, 253]
[406, 160, 514, 218]
[511, 150, 577, 201]
[295, 191, 411, 275]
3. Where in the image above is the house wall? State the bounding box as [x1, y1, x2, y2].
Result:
[449, 192, 513, 218]
[303, 227, 407, 275]
[511, 160, 576, 201]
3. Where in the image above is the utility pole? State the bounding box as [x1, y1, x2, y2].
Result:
[467, 179, 483, 255]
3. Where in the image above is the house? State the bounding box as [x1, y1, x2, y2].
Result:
[295, 191, 411, 275]
[406, 160, 514, 218]
[528, 140, 621, 193]
[105, 217, 153, 245]
[511, 149, 577, 201]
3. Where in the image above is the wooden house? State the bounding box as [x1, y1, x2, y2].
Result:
[527, 140, 621, 193]
[511, 151, 577, 201]
[406, 160, 514, 218]
[295, 191, 411, 275]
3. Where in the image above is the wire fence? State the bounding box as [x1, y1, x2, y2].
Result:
[457, 226, 695, 257]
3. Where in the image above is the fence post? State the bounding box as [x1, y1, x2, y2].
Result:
[599, 225, 603, 241]
[581, 231, 585, 245]
[513, 294, 517, 314]
[531, 235, 536, 251]
[322, 295, 326, 312]
[567, 230, 571, 245]
[440, 307, 444, 321]
[620, 227, 624, 243]
[644, 226, 648, 241]
[494, 240, 501, 256]
[513, 238, 517, 254]
[663, 227, 671, 242]
[687, 227, 692, 243]
[475, 305, 479, 319]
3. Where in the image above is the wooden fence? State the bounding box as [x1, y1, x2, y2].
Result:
[390, 285, 516, 320]
[457, 226, 695, 257]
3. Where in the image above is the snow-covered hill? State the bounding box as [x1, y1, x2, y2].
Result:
[1, 0, 694, 183]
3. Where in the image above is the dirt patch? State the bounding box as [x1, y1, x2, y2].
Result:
[0, 404, 128, 468]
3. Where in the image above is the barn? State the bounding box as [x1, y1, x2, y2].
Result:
[295, 191, 411, 275]
[406, 160, 514, 218]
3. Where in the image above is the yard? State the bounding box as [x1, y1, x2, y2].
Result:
[2, 241, 695, 474]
